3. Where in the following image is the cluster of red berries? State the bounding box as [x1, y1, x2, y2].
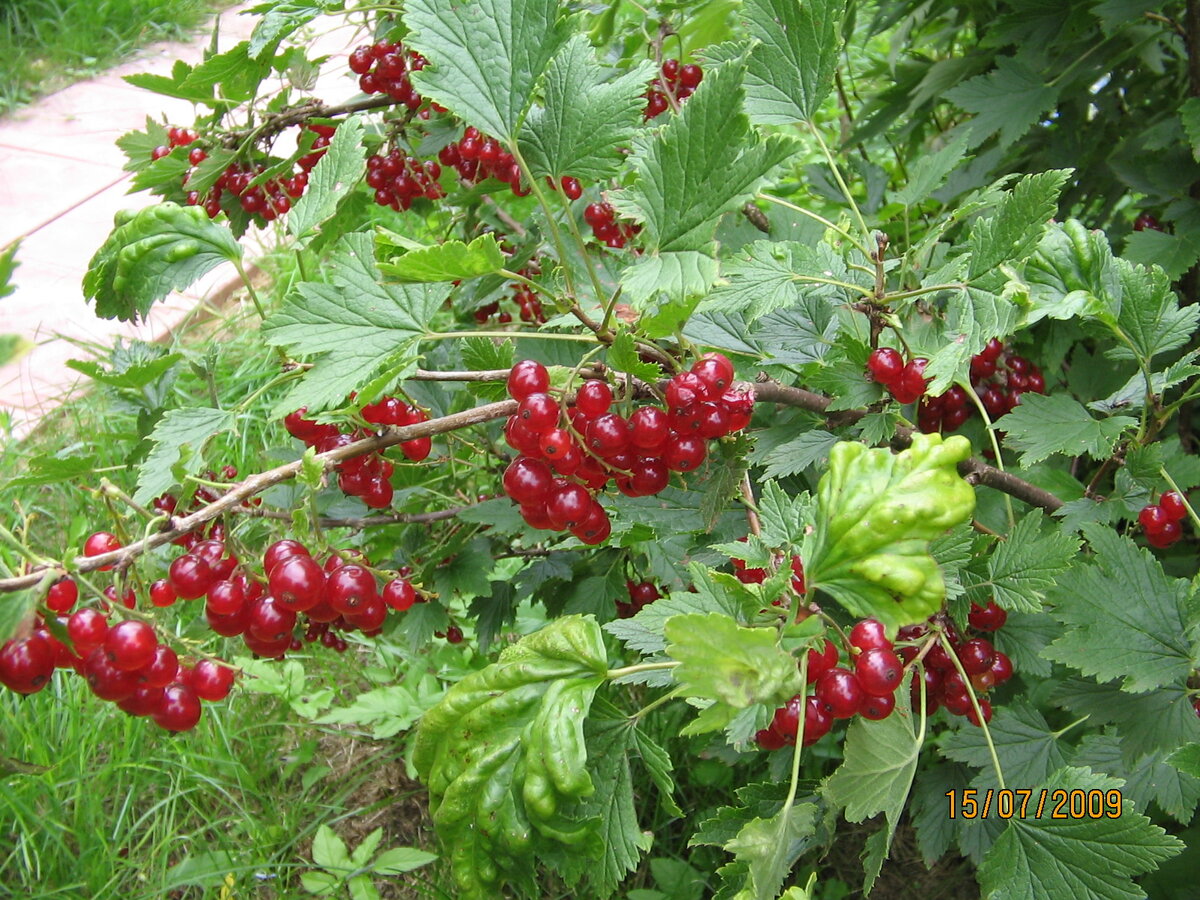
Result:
[548, 175, 583, 201]
[903, 601, 1013, 725]
[866, 348, 928, 405]
[0, 612, 236, 732]
[366, 148, 444, 210]
[438, 127, 528, 194]
[151, 125, 200, 160]
[583, 201, 640, 249]
[348, 40, 428, 109]
[755, 600, 1013, 749]
[500, 355, 753, 545]
[1139, 490, 1188, 548]
[283, 399, 432, 509]
[756, 618, 906, 750]
[616, 580, 661, 618]
[644, 58, 703, 119]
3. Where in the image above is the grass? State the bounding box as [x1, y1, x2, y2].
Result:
[0, 0, 233, 114]
[0, 261, 450, 899]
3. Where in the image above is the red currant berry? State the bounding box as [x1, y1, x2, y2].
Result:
[46, 578, 78, 613]
[84, 647, 140, 701]
[1160, 491, 1188, 522]
[691, 354, 734, 394]
[446, 625, 464, 644]
[1139, 505, 1169, 533]
[1147, 520, 1183, 548]
[517, 392, 560, 433]
[325, 564, 377, 615]
[206, 579, 246, 617]
[169, 554, 216, 600]
[965, 697, 993, 727]
[957, 638, 996, 675]
[806, 638, 839, 684]
[860, 692, 896, 720]
[383, 578, 416, 611]
[802, 695, 833, 745]
[503, 456, 554, 504]
[154, 683, 202, 732]
[149, 579, 177, 608]
[629, 458, 670, 496]
[755, 726, 787, 750]
[815, 667, 865, 719]
[84, 532, 121, 571]
[968, 600, 1007, 632]
[68, 607, 108, 651]
[507, 360, 550, 400]
[854, 648, 903, 697]
[664, 435, 707, 472]
[586, 413, 630, 454]
[769, 694, 802, 743]
[139, 645, 179, 688]
[105, 620, 157, 671]
[890, 358, 928, 404]
[247, 597, 297, 644]
[575, 380, 613, 418]
[192, 659, 236, 701]
[268, 554, 327, 613]
[546, 482, 593, 530]
[0, 635, 55, 694]
[849, 618, 891, 652]
[866, 348, 903, 386]
[989, 651, 1013, 686]
[630, 406, 669, 450]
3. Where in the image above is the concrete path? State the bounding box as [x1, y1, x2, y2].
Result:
[0, 5, 362, 440]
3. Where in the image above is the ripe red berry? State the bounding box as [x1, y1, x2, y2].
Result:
[966, 697, 993, 727]
[769, 694, 803, 742]
[968, 600, 1007, 632]
[247, 597, 297, 644]
[140, 645, 180, 688]
[664, 435, 706, 472]
[154, 683, 202, 732]
[990, 651, 1013, 686]
[446, 625, 464, 644]
[630, 406, 670, 449]
[1160, 491, 1188, 522]
[268, 554, 327, 612]
[806, 638, 839, 684]
[1139, 504, 1169, 533]
[560, 176, 582, 200]
[586, 413, 630, 455]
[149, 579, 178, 608]
[46, 578, 78, 613]
[169, 554, 216, 600]
[517, 392, 560, 433]
[503, 456, 554, 504]
[691, 354, 734, 394]
[205, 579, 246, 617]
[815, 667, 865, 719]
[85, 647, 140, 701]
[860, 692, 896, 720]
[0, 635, 55, 694]
[575, 380, 613, 418]
[890, 358, 928, 404]
[105, 620, 157, 671]
[192, 659, 236, 701]
[867, 348, 903, 386]
[84, 532, 122, 571]
[849, 618, 890, 652]
[68, 607, 108, 651]
[325, 564, 377, 615]
[957, 638, 996, 675]
[1147, 520, 1183, 548]
[383, 578, 416, 611]
[546, 482, 592, 529]
[855, 648, 904, 697]
[507, 360, 550, 400]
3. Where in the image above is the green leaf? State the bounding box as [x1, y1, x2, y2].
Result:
[378, 233, 506, 283]
[347, 874, 380, 900]
[247, 0, 336, 59]
[921, 286, 1020, 396]
[1000, 393, 1136, 467]
[412, 616, 608, 899]
[981, 510, 1080, 614]
[604, 563, 757, 656]
[1076, 734, 1200, 824]
[609, 57, 797, 253]
[404, 0, 570, 141]
[752, 302, 840, 366]
[288, 116, 366, 242]
[606, 331, 663, 384]
[520, 35, 653, 181]
[66, 352, 181, 390]
[1167, 743, 1200, 779]
[262, 234, 445, 415]
[1123, 228, 1200, 281]
[1055, 678, 1200, 762]
[565, 715, 652, 895]
[754, 429, 839, 480]
[825, 704, 921, 829]
[941, 701, 1069, 790]
[1021, 219, 1121, 325]
[756, 481, 815, 549]
[300, 871, 340, 895]
[0, 240, 20, 300]
[1044, 525, 1195, 693]
[83, 203, 243, 322]
[977, 767, 1183, 900]
[371, 847, 438, 875]
[350, 829, 383, 868]
[122, 59, 211, 103]
[664, 614, 802, 730]
[133, 407, 233, 504]
[0, 587, 39, 645]
[944, 56, 1059, 149]
[804, 434, 977, 633]
[178, 41, 270, 104]
[891, 130, 973, 207]
[619, 251, 719, 310]
[312, 824, 352, 873]
[968, 170, 1071, 279]
[1111, 257, 1200, 363]
[700, 240, 854, 323]
[739, 0, 847, 124]
[724, 800, 818, 900]
[1181, 96, 1200, 161]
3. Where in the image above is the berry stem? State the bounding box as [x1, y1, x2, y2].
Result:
[605, 660, 680, 680]
[781, 654, 810, 812]
[939, 632, 1006, 790]
[98, 478, 156, 521]
[630, 685, 685, 721]
[963, 381, 1016, 529]
[806, 122, 871, 252]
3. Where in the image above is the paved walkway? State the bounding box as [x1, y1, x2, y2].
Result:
[0, 5, 361, 439]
